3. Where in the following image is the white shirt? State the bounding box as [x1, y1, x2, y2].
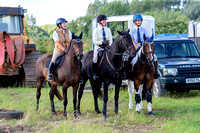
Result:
[53, 29, 72, 42]
[93, 24, 113, 46]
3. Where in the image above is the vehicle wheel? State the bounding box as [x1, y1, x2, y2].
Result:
[0, 109, 23, 119]
[152, 78, 167, 98]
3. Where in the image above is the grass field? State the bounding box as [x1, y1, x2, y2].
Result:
[0, 86, 200, 133]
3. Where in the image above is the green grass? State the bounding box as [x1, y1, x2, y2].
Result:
[0, 86, 200, 133]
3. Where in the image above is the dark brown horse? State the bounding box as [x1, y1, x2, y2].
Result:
[127, 35, 155, 115]
[77, 30, 136, 119]
[36, 33, 83, 118]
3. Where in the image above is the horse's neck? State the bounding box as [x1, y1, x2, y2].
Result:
[109, 37, 122, 66]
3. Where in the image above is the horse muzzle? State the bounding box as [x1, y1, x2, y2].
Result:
[77, 53, 83, 60]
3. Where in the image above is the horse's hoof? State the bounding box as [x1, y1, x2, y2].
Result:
[63, 113, 67, 117]
[128, 107, 133, 110]
[96, 110, 101, 114]
[51, 111, 57, 115]
[74, 114, 79, 119]
[115, 113, 118, 118]
[148, 111, 154, 116]
[103, 114, 108, 120]
[137, 111, 140, 114]
[141, 108, 145, 112]
[78, 111, 82, 115]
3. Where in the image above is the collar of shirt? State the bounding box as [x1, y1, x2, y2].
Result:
[61, 29, 66, 33]
[135, 26, 141, 29]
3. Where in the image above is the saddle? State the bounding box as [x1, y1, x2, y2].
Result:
[45, 54, 65, 79]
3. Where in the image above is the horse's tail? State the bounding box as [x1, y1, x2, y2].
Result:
[54, 88, 63, 101]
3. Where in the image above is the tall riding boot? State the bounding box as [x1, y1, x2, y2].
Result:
[154, 61, 160, 79]
[47, 62, 55, 81]
[92, 62, 99, 80]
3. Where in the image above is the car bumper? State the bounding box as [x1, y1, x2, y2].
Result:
[160, 76, 200, 90]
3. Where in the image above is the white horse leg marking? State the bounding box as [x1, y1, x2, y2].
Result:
[127, 80, 134, 110]
[139, 85, 144, 111]
[147, 102, 152, 112]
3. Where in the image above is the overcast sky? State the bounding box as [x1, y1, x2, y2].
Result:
[1, 0, 101, 26]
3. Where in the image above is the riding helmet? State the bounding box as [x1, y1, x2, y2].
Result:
[97, 14, 107, 23]
[56, 18, 68, 26]
[133, 14, 143, 22]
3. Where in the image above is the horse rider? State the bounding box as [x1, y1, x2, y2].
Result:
[92, 14, 113, 80]
[47, 18, 72, 81]
[130, 14, 160, 79]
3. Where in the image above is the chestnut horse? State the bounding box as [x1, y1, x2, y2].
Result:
[127, 35, 155, 115]
[77, 30, 136, 119]
[36, 33, 83, 118]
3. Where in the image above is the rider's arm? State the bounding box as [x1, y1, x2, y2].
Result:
[55, 41, 65, 51]
[108, 28, 113, 46]
[93, 28, 103, 45]
[132, 37, 138, 49]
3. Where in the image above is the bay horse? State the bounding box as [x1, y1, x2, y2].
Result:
[36, 33, 83, 118]
[126, 34, 155, 115]
[77, 30, 136, 119]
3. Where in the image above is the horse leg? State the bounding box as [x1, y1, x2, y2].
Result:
[36, 77, 44, 111]
[139, 84, 144, 111]
[91, 80, 101, 114]
[72, 83, 79, 118]
[146, 81, 154, 116]
[134, 80, 141, 114]
[127, 80, 134, 110]
[114, 82, 121, 117]
[49, 84, 57, 115]
[77, 78, 87, 115]
[62, 84, 68, 117]
[102, 80, 109, 119]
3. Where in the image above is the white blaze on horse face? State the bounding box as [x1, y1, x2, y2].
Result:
[148, 43, 153, 61]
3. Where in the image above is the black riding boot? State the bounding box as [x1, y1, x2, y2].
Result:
[47, 62, 55, 81]
[92, 62, 99, 80]
[154, 61, 160, 79]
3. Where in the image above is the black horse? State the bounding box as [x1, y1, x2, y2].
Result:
[77, 30, 136, 119]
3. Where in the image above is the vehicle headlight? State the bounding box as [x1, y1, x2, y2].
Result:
[163, 68, 178, 76]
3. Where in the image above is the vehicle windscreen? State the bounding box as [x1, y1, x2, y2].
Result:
[154, 42, 200, 58]
[0, 15, 20, 33]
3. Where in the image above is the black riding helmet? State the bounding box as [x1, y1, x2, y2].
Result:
[97, 14, 107, 23]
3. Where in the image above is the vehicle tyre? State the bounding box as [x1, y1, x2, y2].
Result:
[0, 109, 23, 119]
[152, 78, 167, 98]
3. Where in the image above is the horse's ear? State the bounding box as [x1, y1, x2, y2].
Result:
[143, 34, 147, 41]
[117, 30, 123, 36]
[150, 34, 154, 40]
[72, 33, 75, 39]
[79, 32, 83, 39]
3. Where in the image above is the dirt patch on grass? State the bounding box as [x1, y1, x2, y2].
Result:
[0, 124, 33, 133]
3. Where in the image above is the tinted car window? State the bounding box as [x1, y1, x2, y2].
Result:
[154, 42, 200, 58]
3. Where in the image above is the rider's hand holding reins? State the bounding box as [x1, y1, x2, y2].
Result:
[64, 49, 68, 54]
[102, 40, 109, 45]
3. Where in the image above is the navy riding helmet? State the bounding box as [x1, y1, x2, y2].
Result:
[56, 18, 68, 26]
[133, 14, 143, 22]
[97, 14, 107, 23]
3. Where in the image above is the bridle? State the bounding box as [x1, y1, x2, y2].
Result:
[138, 41, 154, 64]
[105, 35, 135, 72]
[66, 38, 83, 59]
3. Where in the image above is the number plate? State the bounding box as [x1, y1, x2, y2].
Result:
[186, 78, 200, 84]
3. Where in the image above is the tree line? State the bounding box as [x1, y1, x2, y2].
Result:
[25, 0, 200, 54]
